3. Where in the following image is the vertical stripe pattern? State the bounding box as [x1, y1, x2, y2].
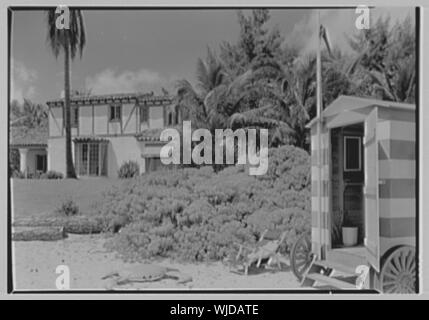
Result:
[311, 123, 331, 255]
[377, 114, 416, 255]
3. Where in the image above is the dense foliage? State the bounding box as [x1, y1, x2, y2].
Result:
[176, 10, 416, 151]
[93, 146, 311, 262]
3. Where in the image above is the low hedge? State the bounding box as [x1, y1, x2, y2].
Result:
[13, 215, 108, 234]
[12, 226, 67, 241]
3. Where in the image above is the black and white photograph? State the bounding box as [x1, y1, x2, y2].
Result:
[5, 3, 420, 297]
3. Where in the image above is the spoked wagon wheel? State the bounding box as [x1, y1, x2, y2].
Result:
[380, 246, 416, 294]
[290, 233, 313, 281]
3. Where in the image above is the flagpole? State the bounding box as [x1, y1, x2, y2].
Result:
[316, 10, 324, 259]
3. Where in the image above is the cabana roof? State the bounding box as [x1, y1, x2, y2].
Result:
[306, 95, 415, 128]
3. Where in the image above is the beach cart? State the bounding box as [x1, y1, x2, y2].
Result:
[290, 95, 416, 293]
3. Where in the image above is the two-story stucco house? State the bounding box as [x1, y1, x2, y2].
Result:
[46, 92, 181, 177]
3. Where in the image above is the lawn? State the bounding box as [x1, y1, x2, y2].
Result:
[11, 178, 124, 218]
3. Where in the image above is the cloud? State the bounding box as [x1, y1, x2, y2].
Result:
[85, 68, 176, 95]
[283, 7, 414, 56]
[11, 59, 38, 103]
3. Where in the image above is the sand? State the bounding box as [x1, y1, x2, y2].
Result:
[13, 234, 301, 291]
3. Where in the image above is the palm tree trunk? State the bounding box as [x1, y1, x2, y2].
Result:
[64, 36, 77, 178]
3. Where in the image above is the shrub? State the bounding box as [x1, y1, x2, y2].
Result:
[118, 160, 140, 179]
[55, 198, 79, 217]
[27, 171, 42, 179]
[41, 170, 63, 179]
[97, 146, 311, 262]
[11, 170, 25, 179]
[10, 170, 63, 179]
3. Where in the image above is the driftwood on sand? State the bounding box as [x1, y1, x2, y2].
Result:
[12, 226, 67, 241]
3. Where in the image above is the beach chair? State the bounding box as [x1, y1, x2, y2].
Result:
[234, 229, 288, 275]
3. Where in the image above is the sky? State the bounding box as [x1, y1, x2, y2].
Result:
[10, 7, 414, 105]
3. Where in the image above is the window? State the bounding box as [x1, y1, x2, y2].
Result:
[145, 157, 175, 173]
[71, 106, 79, 127]
[109, 105, 121, 122]
[36, 154, 47, 172]
[140, 105, 149, 123]
[344, 136, 362, 172]
[75, 142, 108, 176]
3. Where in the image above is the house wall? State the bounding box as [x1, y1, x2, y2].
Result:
[47, 99, 176, 177]
[94, 104, 108, 135]
[107, 136, 144, 177]
[122, 103, 138, 134]
[48, 103, 172, 137]
[79, 105, 93, 136]
[47, 137, 75, 174]
[48, 107, 63, 137]
[149, 106, 164, 129]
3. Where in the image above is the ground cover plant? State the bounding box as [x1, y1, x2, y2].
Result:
[94, 146, 311, 262]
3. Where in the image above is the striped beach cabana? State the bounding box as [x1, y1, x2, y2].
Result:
[290, 95, 416, 293]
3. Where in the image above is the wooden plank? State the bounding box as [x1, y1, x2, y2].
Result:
[305, 273, 357, 289]
[313, 260, 357, 275]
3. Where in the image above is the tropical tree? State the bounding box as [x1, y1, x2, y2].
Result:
[347, 16, 415, 103]
[10, 99, 48, 128]
[176, 47, 293, 147]
[46, 8, 86, 178]
[175, 47, 227, 130]
[177, 9, 290, 145]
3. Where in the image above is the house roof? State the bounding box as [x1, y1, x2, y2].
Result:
[10, 124, 48, 147]
[135, 125, 182, 142]
[306, 95, 415, 128]
[46, 92, 174, 107]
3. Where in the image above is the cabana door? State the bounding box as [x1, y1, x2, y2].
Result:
[363, 108, 380, 271]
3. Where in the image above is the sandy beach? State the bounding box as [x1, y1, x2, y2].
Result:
[13, 234, 301, 291]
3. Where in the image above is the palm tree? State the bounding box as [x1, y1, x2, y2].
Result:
[46, 9, 86, 178]
[177, 49, 296, 147]
[175, 47, 227, 130]
[346, 16, 415, 103]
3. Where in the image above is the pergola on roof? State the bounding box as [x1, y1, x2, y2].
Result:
[46, 92, 174, 107]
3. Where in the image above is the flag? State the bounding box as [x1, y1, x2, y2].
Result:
[320, 25, 333, 58]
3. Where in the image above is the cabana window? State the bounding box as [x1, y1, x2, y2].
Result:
[344, 136, 361, 172]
